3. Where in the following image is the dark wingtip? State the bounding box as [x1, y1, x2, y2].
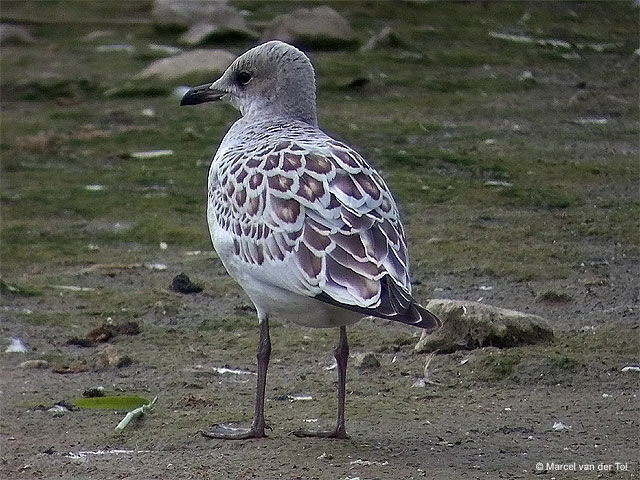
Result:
[409, 303, 441, 332]
[313, 276, 442, 331]
[383, 275, 441, 331]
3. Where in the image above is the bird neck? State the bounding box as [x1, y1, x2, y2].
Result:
[243, 94, 317, 127]
[278, 94, 318, 127]
[274, 66, 318, 127]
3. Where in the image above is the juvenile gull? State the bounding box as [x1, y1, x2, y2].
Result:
[181, 40, 441, 439]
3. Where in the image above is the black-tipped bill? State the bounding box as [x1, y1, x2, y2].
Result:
[180, 83, 226, 106]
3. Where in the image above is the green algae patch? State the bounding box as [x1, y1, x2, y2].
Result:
[74, 395, 150, 410]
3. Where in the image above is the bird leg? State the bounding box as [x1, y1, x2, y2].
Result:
[333, 325, 349, 438]
[295, 326, 349, 439]
[202, 317, 271, 440]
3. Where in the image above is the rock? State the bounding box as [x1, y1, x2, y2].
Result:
[135, 49, 235, 81]
[519, 70, 534, 82]
[53, 360, 88, 374]
[82, 387, 105, 397]
[170, 273, 203, 294]
[179, 21, 257, 46]
[415, 299, 553, 353]
[20, 360, 49, 369]
[93, 344, 131, 369]
[0, 24, 34, 45]
[178, 10, 258, 46]
[152, 0, 241, 33]
[261, 5, 357, 50]
[353, 352, 381, 370]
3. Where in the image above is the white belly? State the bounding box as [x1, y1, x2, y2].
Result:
[210, 222, 361, 328]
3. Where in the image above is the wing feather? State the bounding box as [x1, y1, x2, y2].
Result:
[208, 120, 439, 329]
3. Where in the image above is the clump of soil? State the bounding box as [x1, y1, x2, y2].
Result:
[170, 273, 203, 294]
[67, 321, 141, 347]
[537, 289, 573, 304]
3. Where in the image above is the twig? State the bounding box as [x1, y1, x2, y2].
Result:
[423, 351, 441, 385]
[115, 396, 157, 433]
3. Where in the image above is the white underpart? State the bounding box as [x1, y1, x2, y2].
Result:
[204, 41, 413, 328]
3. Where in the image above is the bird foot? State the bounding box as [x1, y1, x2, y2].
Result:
[293, 426, 349, 439]
[200, 421, 269, 440]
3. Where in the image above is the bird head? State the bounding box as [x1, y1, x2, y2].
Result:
[180, 41, 318, 126]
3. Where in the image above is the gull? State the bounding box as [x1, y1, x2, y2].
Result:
[181, 40, 440, 439]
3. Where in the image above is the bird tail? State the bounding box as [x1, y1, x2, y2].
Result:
[377, 275, 441, 331]
[315, 275, 441, 332]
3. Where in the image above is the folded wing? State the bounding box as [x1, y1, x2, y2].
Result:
[209, 122, 440, 331]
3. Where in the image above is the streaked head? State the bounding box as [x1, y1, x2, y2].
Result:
[181, 41, 318, 126]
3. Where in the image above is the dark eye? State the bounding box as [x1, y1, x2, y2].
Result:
[236, 71, 252, 86]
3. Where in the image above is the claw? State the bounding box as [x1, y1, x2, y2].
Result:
[200, 422, 267, 440]
[293, 428, 349, 439]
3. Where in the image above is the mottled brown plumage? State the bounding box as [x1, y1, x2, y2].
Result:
[181, 40, 440, 440]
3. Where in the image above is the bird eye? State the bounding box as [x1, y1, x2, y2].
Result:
[237, 71, 252, 86]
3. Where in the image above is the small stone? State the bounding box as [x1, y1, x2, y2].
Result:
[93, 344, 121, 370]
[552, 421, 571, 431]
[53, 360, 88, 374]
[353, 352, 381, 370]
[20, 360, 49, 369]
[411, 378, 426, 388]
[82, 387, 105, 398]
[519, 70, 534, 82]
[145, 262, 168, 271]
[484, 180, 512, 187]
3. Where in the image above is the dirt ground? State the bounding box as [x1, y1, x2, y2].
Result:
[2, 263, 639, 479]
[1, 2, 639, 479]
